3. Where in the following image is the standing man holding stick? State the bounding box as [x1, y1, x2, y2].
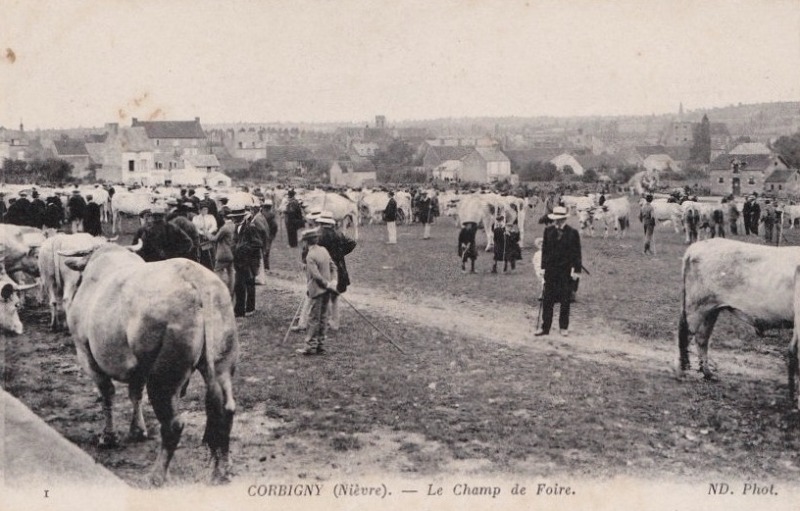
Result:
[535, 206, 582, 337]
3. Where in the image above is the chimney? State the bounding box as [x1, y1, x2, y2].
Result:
[105, 123, 119, 135]
[195, 117, 200, 123]
[132, 117, 138, 126]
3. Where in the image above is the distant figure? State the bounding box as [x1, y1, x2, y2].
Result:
[491, 215, 505, 273]
[419, 191, 433, 240]
[728, 199, 740, 235]
[762, 200, 776, 244]
[639, 194, 656, 255]
[84, 194, 103, 236]
[531, 237, 545, 298]
[29, 190, 46, 229]
[458, 221, 479, 273]
[67, 189, 87, 233]
[503, 222, 522, 272]
[383, 191, 398, 244]
[284, 189, 304, 248]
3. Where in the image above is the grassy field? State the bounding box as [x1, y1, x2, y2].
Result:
[4, 201, 800, 488]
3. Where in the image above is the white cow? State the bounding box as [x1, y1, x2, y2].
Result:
[593, 197, 631, 238]
[295, 190, 360, 239]
[110, 191, 156, 234]
[360, 190, 412, 225]
[782, 204, 800, 229]
[678, 238, 799, 384]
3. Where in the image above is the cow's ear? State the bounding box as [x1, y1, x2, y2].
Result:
[64, 257, 89, 272]
[1, 284, 14, 301]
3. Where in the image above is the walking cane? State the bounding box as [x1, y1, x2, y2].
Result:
[337, 293, 406, 354]
[536, 290, 543, 330]
[282, 295, 305, 344]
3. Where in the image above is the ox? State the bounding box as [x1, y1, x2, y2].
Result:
[359, 190, 412, 225]
[639, 198, 683, 233]
[0, 274, 37, 334]
[111, 192, 156, 234]
[60, 243, 238, 485]
[590, 197, 631, 238]
[39, 233, 109, 331]
[297, 191, 360, 240]
[782, 204, 800, 229]
[1, 225, 45, 278]
[678, 238, 799, 381]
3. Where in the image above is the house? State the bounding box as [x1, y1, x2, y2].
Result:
[131, 117, 208, 171]
[183, 154, 220, 173]
[329, 159, 377, 187]
[504, 148, 560, 172]
[729, 142, 771, 155]
[223, 128, 268, 161]
[709, 154, 789, 197]
[432, 160, 463, 181]
[461, 147, 512, 183]
[574, 154, 625, 175]
[351, 142, 379, 158]
[94, 125, 156, 185]
[764, 169, 800, 198]
[422, 145, 473, 169]
[0, 127, 30, 160]
[265, 145, 313, 174]
[50, 138, 92, 178]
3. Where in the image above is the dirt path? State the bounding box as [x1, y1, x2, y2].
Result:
[266, 269, 784, 383]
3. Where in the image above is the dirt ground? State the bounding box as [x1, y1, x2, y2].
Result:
[4, 205, 800, 490]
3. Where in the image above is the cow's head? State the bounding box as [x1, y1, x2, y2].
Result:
[0, 277, 36, 335]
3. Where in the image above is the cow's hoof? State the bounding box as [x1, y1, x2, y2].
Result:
[127, 427, 148, 443]
[149, 470, 166, 488]
[97, 431, 120, 449]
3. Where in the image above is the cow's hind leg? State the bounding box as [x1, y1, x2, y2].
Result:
[146, 368, 192, 487]
[75, 348, 119, 447]
[695, 310, 720, 380]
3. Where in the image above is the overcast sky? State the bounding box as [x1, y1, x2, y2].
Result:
[3, 0, 800, 129]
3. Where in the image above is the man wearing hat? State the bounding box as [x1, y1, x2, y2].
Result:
[252, 201, 279, 274]
[383, 191, 398, 244]
[193, 202, 218, 269]
[418, 190, 434, 240]
[29, 190, 46, 229]
[749, 195, 761, 236]
[42, 196, 63, 235]
[762, 199, 776, 244]
[5, 191, 32, 227]
[535, 205, 582, 337]
[458, 221, 479, 273]
[639, 194, 656, 255]
[83, 194, 103, 236]
[297, 227, 338, 355]
[67, 189, 87, 233]
[316, 211, 356, 331]
[284, 189, 304, 248]
[231, 207, 263, 317]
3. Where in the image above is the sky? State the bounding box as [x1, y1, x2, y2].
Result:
[2, 0, 800, 129]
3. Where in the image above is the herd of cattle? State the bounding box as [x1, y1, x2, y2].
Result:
[6, 182, 800, 484]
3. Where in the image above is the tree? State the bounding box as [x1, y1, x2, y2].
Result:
[519, 161, 558, 182]
[374, 139, 414, 166]
[581, 168, 598, 183]
[773, 131, 800, 169]
[690, 114, 711, 164]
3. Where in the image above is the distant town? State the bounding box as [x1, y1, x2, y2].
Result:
[2, 101, 800, 197]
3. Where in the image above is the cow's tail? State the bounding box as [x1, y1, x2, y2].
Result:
[198, 279, 237, 454]
[678, 252, 691, 373]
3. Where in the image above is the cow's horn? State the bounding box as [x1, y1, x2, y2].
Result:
[13, 282, 38, 292]
[105, 235, 119, 243]
[57, 248, 95, 257]
[126, 240, 143, 252]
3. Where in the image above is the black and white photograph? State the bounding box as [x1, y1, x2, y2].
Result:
[3, 1, 800, 509]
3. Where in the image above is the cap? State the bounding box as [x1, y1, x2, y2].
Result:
[300, 227, 320, 241]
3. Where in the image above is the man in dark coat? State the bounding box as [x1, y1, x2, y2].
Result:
[29, 191, 46, 228]
[5, 192, 32, 226]
[749, 196, 761, 236]
[316, 212, 356, 330]
[67, 189, 87, 233]
[742, 195, 754, 235]
[231, 209, 263, 317]
[418, 191, 433, 240]
[383, 191, 398, 244]
[284, 189, 304, 248]
[535, 206, 582, 337]
[83, 195, 103, 236]
[42, 196, 63, 234]
[0, 193, 7, 223]
[134, 206, 194, 263]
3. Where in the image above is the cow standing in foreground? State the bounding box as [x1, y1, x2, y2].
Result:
[678, 238, 800, 382]
[60, 242, 238, 485]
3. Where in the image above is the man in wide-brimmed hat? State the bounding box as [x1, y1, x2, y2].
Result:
[535, 205, 581, 337]
[284, 189, 304, 248]
[383, 190, 398, 244]
[230, 207, 262, 317]
[296, 227, 338, 356]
